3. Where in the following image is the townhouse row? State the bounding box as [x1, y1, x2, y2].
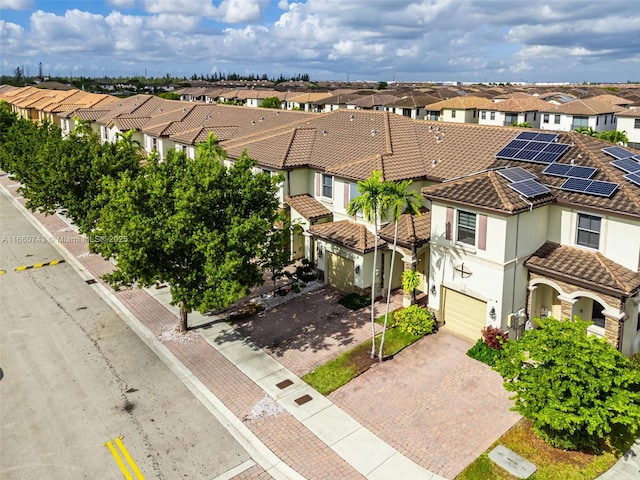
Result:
[2, 85, 639, 356]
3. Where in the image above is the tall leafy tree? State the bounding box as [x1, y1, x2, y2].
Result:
[494, 317, 640, 451]
[196, 132, 225, 162]
[115, 129, 142, 153]
[91, 149, 281, 331]
[597, 129, 628, 145]
[347, 170, 387, 358]
[378, 180, 422, 362]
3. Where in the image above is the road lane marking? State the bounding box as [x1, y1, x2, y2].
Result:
[104, 441, 133, 480]
[14, 259, 65, 272]
[0, 270, 6, 275]
[103, 436, 145, 480]
[115, 436, 145, 480]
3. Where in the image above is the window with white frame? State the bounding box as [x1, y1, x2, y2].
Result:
[576, 213, 600, 249]
[457, 211, 476, 246]
[635, 119, 640, 129]
[322, 173, 333, 198]
[262, 168, 272, 176]
[572, 116, 589, 129]
[543, 114, 550, 123]
[554, 114, 561, 124]
[152, 137, 157, 150]
[490, 111, 496, 121]
[451, 109, 457, 119]
[481, 111, 486, 120]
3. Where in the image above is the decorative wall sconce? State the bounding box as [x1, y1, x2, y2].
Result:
[355, 265, 361, 275]
[430, 284, 437, 295]
[317, 247, 323, 257]
[489, 307, 496, 320]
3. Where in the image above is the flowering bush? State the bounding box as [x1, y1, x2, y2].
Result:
[482, 325, 508, 350]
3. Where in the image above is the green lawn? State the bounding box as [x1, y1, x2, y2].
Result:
[302, 327, 421, 395]
[456, 418, 636, 480]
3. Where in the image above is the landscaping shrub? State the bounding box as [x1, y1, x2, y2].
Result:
[338, 292, 370, 310]
[467, 338, 503, 366]
[482, 325, 508, 350]
[393, 305, 436, 336]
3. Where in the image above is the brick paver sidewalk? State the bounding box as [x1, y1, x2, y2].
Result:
[1, 174, 364, 480]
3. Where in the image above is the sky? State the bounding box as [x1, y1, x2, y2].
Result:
[1, 0, 639, 83]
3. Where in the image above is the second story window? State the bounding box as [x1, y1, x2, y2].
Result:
[152, 137, 157, 150]
[457, 211, 476, 246]
[543, 114, 550, 123]
[576, 213, 600, 249]
[322, 174, 333, 198]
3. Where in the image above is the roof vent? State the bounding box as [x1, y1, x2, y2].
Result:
[276, 111, 280, 115]
[322, 129, 327, 135]
[570, 158, 576, 165]
[436, 126, 441, 132]
[428, 125, 433, 131]
[259, 117, 264, 122]
[251, 120, 255, 125]
[435, 135, 442, 142]
[371, 129, 377, 136]
[432, 159, 438, 165]
[350, 114, 355, 121]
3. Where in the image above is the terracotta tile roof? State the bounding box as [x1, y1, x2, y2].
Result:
[422, 170, 554, 214]
[170, 126, 238, 144]
[541, 98, 625, 115]
[111, 116, 150, 131]
[285, 194, 332, 221]
[484, 97, 555, 113]
[346, 93, 402, 108]
[616, 109, 640, 118]
[314, 93, 366, 106]
[422, 130, 640, 219]
[309, 220, 386, 253]
[288, 92, 334, 104]
[378, 210, 431, 248]
[525, 241, 640, 297]
[386, 93, 440, 108]
[425, 96, 494, 111]
[586, 94, 632, 106]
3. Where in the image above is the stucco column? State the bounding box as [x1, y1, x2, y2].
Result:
[402, 260, 415, 308]
[557, 294, 577, 321]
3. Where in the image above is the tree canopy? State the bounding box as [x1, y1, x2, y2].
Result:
[90, 148, 284, 331]
[494, 317, 640, 451]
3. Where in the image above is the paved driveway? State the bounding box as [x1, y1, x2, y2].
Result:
[231, 288, 521, 479]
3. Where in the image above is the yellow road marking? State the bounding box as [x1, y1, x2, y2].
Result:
[104, 441, 133, 480]
[115, 437, 145, 480]
[15, 265, 28, 271]
[33, 262, 44, 268]
[49, 259, 61, 265]
[0, 270, 6, 275]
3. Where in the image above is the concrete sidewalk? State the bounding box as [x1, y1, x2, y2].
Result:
[1, 175, 445, 479]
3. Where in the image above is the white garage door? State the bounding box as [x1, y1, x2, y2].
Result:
[443, 288, 487, 341]
[326, 252, 355, 293]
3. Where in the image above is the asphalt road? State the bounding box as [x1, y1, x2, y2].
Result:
[0, 192, 252, 479]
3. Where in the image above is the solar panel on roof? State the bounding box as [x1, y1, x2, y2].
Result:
[542, 143, 569, 155]
[505, 139, 529, 150]
[568, 166, 597, 179]
[497, 167, 536, 183]
[560, 178, 618, 197]
[516, 131, 538, 140]
[601, 146, 634, 160]
[523, 142, 546, 152]
[543, 163, 573, 176]
[531, 152, 560, 164]
[633, 155, 640, 162]
[508, 179, 551, 198]
[517, 149, 540, 161]
[625, 172, 640, 187]
[610, 158, 640, 174]
[533, 133, 558, 143]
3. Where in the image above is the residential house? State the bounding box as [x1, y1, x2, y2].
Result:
[538, 98, 625, 132]
[479, 97, 556, 128]
[616, 109, 640, 149]
[383, 93, 439, 120]
[424, 96, 494, 123]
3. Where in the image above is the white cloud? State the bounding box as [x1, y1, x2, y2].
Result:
[106, 0, 137, 7]
[146, 14, 200, 32]
[217, 0, 270, 23]
[1, 0, 34, 10]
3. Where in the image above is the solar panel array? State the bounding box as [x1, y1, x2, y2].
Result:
[542, 163, 597, 179]
[560, 177, 619, 197]
[496, 132, 571, 164]
[497, 167, 536, 183]
[602, 146, 640, 189]
[508, 179, 551, 198]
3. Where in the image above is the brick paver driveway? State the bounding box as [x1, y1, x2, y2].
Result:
[329, 330, 521, 479]
[233, 290, 521, 479]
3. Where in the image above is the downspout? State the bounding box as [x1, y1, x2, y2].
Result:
[511, 214, 520, 338]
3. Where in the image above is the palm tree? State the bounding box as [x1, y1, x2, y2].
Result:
[575, 126, 597, 137]
[378, 180, 422, 362]
[196, 132, 226, 163]
[347, 170, 386, 359]
[597, 130, 628, 145]
[115, 129, 142, 152]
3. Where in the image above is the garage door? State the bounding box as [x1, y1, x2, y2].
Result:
[326, 252, 355, 293]
[443, 288, 486, 341]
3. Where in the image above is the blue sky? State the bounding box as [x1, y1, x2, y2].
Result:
[1, 0, 639, 83]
